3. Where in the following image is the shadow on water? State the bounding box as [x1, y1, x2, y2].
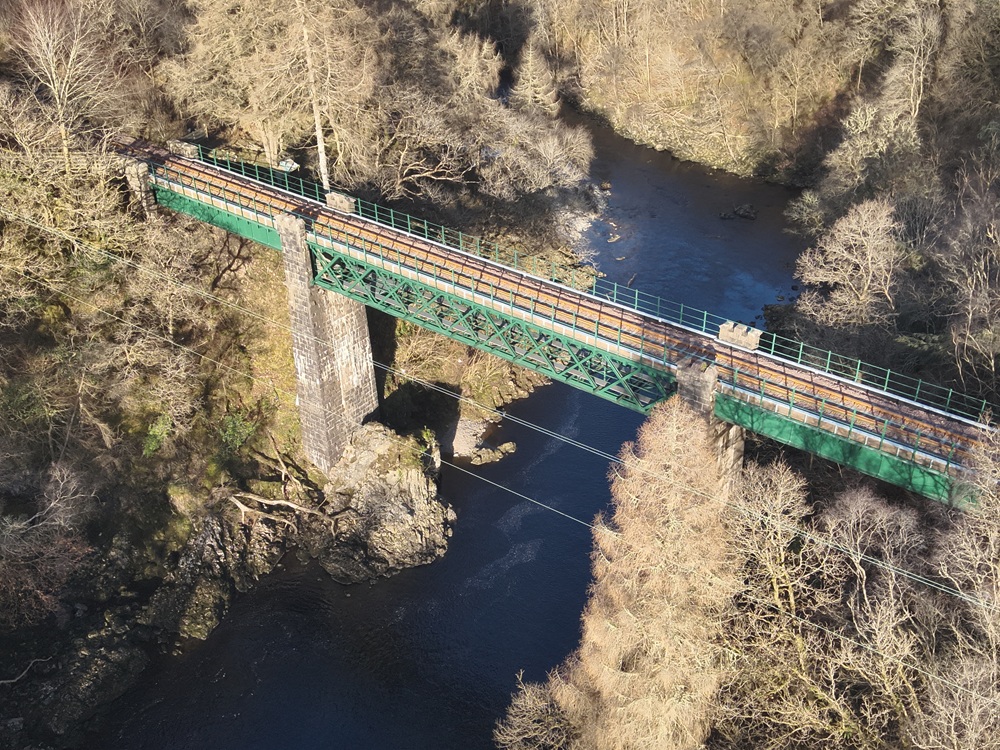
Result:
[84, 384, 640, 750]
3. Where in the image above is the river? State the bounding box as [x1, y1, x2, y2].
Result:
[82, 119, 805, 749]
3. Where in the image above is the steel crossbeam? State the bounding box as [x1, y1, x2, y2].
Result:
[309, 245, 673, 411]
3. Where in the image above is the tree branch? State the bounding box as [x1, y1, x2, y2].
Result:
[0, 657, 52, 685]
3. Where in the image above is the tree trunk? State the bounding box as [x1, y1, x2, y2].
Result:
[297, 0, 330, 191]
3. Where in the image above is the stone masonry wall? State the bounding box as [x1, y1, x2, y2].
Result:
[277, 214, 378, 474]
[676, 357, 745, 489]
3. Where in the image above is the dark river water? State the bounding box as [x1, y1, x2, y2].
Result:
[84, 121, 804, 749]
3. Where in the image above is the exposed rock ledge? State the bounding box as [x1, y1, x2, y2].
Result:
[0, 423, 452, 748]
[441, 416, 517, 465]
[298, 423, 455, 582]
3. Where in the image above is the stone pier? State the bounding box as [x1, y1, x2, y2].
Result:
[122, 160, 157, 218]
[676, 357, 745, 489]
[121, 140, 198, 218]
[674, 320, 762, 488]
[277, 214, 378, 475]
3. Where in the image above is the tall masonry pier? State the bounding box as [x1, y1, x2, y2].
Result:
[676, 323, 758, 488]
[126, 140, 379, 474]
[276, 214, 378, 474]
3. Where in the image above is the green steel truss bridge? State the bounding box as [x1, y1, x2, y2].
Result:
[115, 137, 992, 504]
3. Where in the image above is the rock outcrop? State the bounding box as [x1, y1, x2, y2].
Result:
[299, 424, 455, 582]
[0, 423, 452, 748]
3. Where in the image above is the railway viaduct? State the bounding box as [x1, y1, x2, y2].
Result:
[116, 137, 992, 503]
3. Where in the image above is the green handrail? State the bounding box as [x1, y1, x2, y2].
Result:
[178, 149, 993, 425]
[149, 161, 972, 469]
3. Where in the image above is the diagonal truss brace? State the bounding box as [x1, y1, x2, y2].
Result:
[309, 244, 674, 412]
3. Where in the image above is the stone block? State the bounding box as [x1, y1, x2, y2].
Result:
[718, 321, 762, 350]
[166, 140, 200, 159]
[675, 356, 745, 492]
[713, 420, 745, 494]
[676, 357, 717, 413]
[122, 159, 156, 217]
[325, 191, 356, 214]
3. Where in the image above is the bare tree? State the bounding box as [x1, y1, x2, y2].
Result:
[715, 468, 931, 750]
[495, 672, 575, 750]
[885, 2, 941, 122]
[796, 198, 906, 329]
[0, 464, 95, 628]
[939, 147, 1000, 394]
[11, 0, 117, 170]
[907, 428, 1000, 749]
[160, 0, 311, 165]
[510, 42, 560, 116]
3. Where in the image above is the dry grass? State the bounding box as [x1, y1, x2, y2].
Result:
[231, 248, 302, 450]
[390, 324, 549, 421]
[392, 324, 466, 386]
[459, 350, 517, 417]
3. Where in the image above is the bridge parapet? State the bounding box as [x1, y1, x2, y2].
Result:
[718, 321, 762, 351]
[325, 191, 356, 214]
[166, 140, 200, 159]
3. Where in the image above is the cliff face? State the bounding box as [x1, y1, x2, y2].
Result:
[0, 424, 453, 749]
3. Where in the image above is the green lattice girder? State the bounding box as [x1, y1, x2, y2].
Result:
[309, 242, 675, 412]
[152, 186, 281, 249]
[150, 183, 672, 410]
[149, 178, 969, 502]
[714, 393, 959, 503]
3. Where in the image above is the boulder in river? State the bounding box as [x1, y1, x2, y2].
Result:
[720, 203, 758, 220]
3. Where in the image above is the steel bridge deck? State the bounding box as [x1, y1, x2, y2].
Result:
[114, 137, 990, 503]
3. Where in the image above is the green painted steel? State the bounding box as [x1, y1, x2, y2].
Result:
[186, 148, 992, 425]
[197, 146, 328, 203]
[713, 393, 956, 503]
[308, 241, 674, 412]
[153, 187, 282, 250]
[143, 156, 983, 503]
[151, 175, 672, 411]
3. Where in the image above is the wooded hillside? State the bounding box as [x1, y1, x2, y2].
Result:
[0, 0, 597, 740]
[2, 0, 1000, 745]
[513, 0, 1000, 404]
[0, 0, 594, 632]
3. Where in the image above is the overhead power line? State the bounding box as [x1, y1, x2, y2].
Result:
[8, 209, 1000, 708]
[1, 205, 992, 614]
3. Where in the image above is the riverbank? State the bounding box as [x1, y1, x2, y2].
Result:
[0, 152, 602, 750]
[0, 240, 461, 748]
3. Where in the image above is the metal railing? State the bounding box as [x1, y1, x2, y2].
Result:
[182, 148, 993, 425]
[146, 160, 975, 469]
